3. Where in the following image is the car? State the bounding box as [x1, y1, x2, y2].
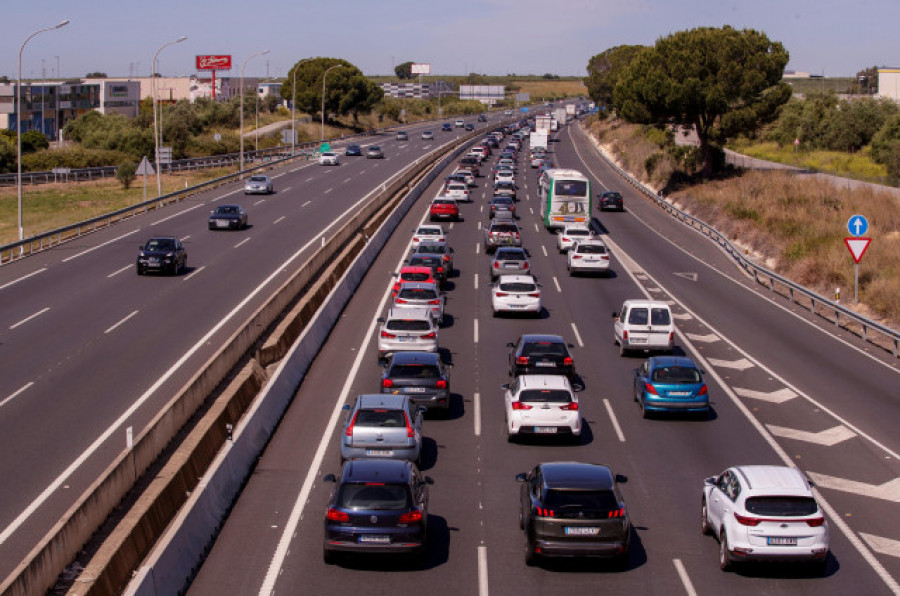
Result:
[366, 145, 384, 159]
[443, 182, 470, 203]
[556, 225, 594, 252]
[598, 190, 624, 211]
[508, 334, 574, 378]
[497, 158, 517, 171]
[477, 114, 488, 122]
[455, 119, 464, 128]
[441, 123, 453, 132]
[421, 131, 434, 140]
[136, 237, 187, 276]
[612, 300, 675, 356]
[494, 170, 516, 186]
[502, 375, 581, 442]
[208, 204, 248, 230]
[464, 123, 475, 131]
[491, 274, 541, 317]
[392, 266, 437, 296]
[458, 156, 481, 176]
[377, 307, 438, 361]
[429, 197, 459, 222]
[490, 246, 530, 279]
[633, 356, 709, 418]
[243, 174, 273, 194]
[701, 465, 829, 573]
[410, 224, 446, 251]
[340, 394, 425, 464]
[567, 239, 611, 275]
[489, 196, 516, 219]
[413, 240, 454, 274]
[493, 181, 517, 200]
[516, 462, 630, 566]
[484, 221, 521, 253]
[468, 147, 487, 162]
[322, 459, 432, 565]
[408, 254, 448, 288]
[396, 131, 408, 141]
[450, 169, 476, 187]
[381, 351, 451, 412]
[394, 281, 445, 325]
[530, 154, 546, 168]
[504, 110, 512, 115]
[345, 144, 362, 156]
[319, 151, 340, 166]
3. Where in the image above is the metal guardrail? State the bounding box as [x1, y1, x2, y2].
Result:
[583, 126, 900, 358]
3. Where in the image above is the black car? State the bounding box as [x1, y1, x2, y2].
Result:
[323, 459, 433, 565]
[345, 144, 362, 156]
[136, 237, 187, 276]
[441, 123, 453, 132]
[208, 204, 248, 230]
[408, 254, 448, 287]
[464, 123, 475, 131]
[516, 462, 630, 566]
[382, 351, 450, 412]
[477, 114, 488, 122]
[508, 334, 574, 378]
[598, 191, 624, 211]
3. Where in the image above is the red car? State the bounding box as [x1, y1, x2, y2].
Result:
[392, 266, 438, 296]
[430, 198, 459, 222]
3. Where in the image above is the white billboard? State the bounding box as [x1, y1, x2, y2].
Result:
[411, 63, 431, 75]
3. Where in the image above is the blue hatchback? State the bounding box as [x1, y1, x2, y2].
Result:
[633, 356, 709, 418]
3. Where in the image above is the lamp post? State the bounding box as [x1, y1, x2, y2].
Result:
[17, 19, 69, 243]
[239, 49, 270, 176]
[54, 55, 60, 148]
[151, 35, 187, 198]
[320, 64, 340, 142]
[290, 58, 313, 156]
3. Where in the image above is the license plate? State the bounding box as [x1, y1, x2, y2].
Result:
[767, 537, 798, 546]
[365, 449, 394, 456]
[668, 391, 691, 396]
[565, 527, 600, 536]
[216, 220, 230, 228]
[509, 304, 524, 309]
[630, 337, 647, 344]
[535, 361, 556, 367]
[359, 535, 391, 544]
[504, 263, 517, 268]
[404, 387, 427, 393]
[535, 426, 556, 434]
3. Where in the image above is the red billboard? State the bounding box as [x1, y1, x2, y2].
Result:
[196, 55, 232, 70]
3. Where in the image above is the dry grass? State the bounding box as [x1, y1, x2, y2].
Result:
[589, 119, 676, 190]
[514, 80, 587, 100]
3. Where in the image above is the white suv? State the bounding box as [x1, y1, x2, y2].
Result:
[502, 375, 581, 442]
[702, 466, 829, 573]
[377, 307, 438, 361]
[612, 300, 674, 356]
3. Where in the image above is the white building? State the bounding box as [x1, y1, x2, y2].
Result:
[877, 67, 900, 102]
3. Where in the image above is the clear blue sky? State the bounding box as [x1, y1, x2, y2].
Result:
[1, 0, 897, 80]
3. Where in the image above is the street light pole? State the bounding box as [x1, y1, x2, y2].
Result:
[291, 58, 313, 156]
[55, 55, 60, 148]
[239, 49, 270, 177]
[17, 19, 69, 243]
[321, 64, 340, 142]
[152, 35, 187, 198]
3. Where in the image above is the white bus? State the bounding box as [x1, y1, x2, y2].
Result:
[538, 168, 592, 230]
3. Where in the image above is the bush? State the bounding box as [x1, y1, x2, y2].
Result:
[116, 160, 137, 189]
[21, 130, 50, 153]
[22, 147, 131, 171]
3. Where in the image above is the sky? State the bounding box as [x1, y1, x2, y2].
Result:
[1, 0, 898, 81]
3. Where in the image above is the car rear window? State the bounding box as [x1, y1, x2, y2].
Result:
[354, 409, 407, 427]
[519, 389, 572, 403]
[433, 200, 454, 206]
[577, 244, 606, 254]
[567, 229, 591, 236]
[651, 307, 671, 325]
[389, 364, 440, 378]
[521, 342, 567, 357]
[409, 257, 439, 268]
[651, 366, 701, 384]
[397, 288, 438, 300]
[499, 282, 536, 292]
[386, 319, 431, 332]
[491, 225, 518, 233]
[401, 272, 430, 282]
[216, 206, 239, 214]
[495, 249, 525, 260]
[744, 496, 818, 517]
[627, 308, 648, 325]
[417, 244, 446, 254]
[249, 176, 267, 182]
[337, 483, 411, 510]
[418, 228, 440, 235]
[544, 489, 618, 511]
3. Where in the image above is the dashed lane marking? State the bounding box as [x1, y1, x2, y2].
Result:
[766, 424, 856, 447]
[733, 387, 798, 404]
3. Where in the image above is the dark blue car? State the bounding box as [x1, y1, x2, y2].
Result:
[633, 356, 709, 418]
[441, 123, 453, 131]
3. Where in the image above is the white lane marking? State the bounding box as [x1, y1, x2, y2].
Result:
[553, 276, 561, 293]
[529, 207, 534, 215]
[541, 245, 547, 257]
[733, 387, 798, 404]
[10, 307, 50, 330]
[305, 177, 314, 182]
[281, 186, 292, 193]
[674, 272, 698, 281]
[478, 545, 489, 596]
[105, 310, 139, 334]
[234, 238, 251, 249]
[474, 392, 482, 437]
[62, 229, 140, 263]
[107, 264, 132, 278]
[289, 167, 303, 173]
[766, 424, 856, 447]
[685, 333, 719, 343]
[672, 312, 693, 320]
[272, 172, 286, 178]
[533, 223, 539, 232]
[474, 274, 479, 290]
[806, 473, 900, 503]
[324, 188, 333, 194]
[448, 223, 455, 231]
[0, 267, 46, 291]
[477, 221, 482, 230]
[343, 178, 352, 184]
[273, 216, 286, 224]
[861, 533, 900, 559]
[184, 266, 205, 280]
[253, 199, 266, 206]
[0, 382, 34, 409]
[706, 357, 754, 371]
[181, 235, 191, 242]
[474, 319, 479, 343]
[570, 322, 584, 347]
[476, 242, 481, 255]
[301, 200, 311, 207]
[151, 203, 204, 225]
[603, 399, 625, 443]
[673, 559, 697, 596]
[359, 169, 366, 175]
[480, 204, 484, 214]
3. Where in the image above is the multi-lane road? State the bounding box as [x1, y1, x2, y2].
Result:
[184, 120, 900, 595]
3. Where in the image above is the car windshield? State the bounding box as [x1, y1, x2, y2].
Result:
[397, 288, 438, 300]
[577, 244, 606, 254]
[216, 206, 239, 215]
[495, 249, 525, 260]
[369, 146, 381, 151]
[389, 364, 440, 378]
[521, 341, 566, 357]
[400, 272, 430, 282]
[249, 176, 267, 182]
[499, 282, 536, 292]
[651, 366, 701, 384]
[518, 389, 572, 403]
[417, 244, 446, 254]
[337, 483, 411, 510]
[544, 489, 618, 511]
[354, 409, 408, 427]
[386, 319, 431, 331]
[744, 496, 818, 517]
[146, 240, 175, 251]
[418, 228, 440, 235]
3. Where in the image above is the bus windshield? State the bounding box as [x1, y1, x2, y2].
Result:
[555, 180, 588, 197]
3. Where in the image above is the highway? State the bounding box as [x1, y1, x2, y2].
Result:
[186, 119, 900, 595]
[0, 117, 489, 580]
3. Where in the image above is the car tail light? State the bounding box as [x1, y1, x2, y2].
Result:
[381, 331, 396, 338]
[562, 237, 570, 243]
[404, 413, 415, 438]
[428, 299, 440, 305]
[608, 507, 625, 518]
[535, 507, 554, 517]
[326, 508, 350, 522]
[514, 232, 520, 239]
[669, 332, 674, 341]
[443, 255, 451, 262]
[511, 401, 532, 410]
[345, 411, 358, 436]
[698, 384, 708, 395]
[806, 517, 826, 527]
[399, 509, 423, 523]
[622, 330, 629, 340]
[495, 292, 508, 297]
[563, 357, 573, 366]
[602, 255, 609, 260]
[528, 293, 540, 298]
[493, 262, 500, 268]
[644, 383, 658, 395]
[436, 379, 448, 389]
[420, 332, 436, 339]
[516, 356, 528, 365]
[412, 237, 419, 243]
[734, 513, 761, 526]
[437, 267, 444, 273]
[523, 262, 529, 269]
[559, 403, 579, 411]
[382, 378, 394, 388]
[573, 255, 582, 260]
[395, 298, 407, 304]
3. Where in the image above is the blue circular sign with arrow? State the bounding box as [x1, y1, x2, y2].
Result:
[847, 214, 868, 237]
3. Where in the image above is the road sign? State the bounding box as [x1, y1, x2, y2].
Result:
[844, 237, 871, 264]
[135, 156, 155, 176]
[521, 107, 529, 113]
[319, 142, 330, 153]
[847, 214, 869, 237]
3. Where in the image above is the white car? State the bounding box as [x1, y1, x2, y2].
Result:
[421, 131, 434, 140]
[452, 169, 476, 187]
[567, 239, 610, 276]
[393, 281, 445, 325]
[443, 182, 470, 203]
[702, 465, 829, 573]
[494, 170, 515, 186]
[613, 299, 674, 356]
[491, 274, 541, 317]
[411, 224, 446, 251]
[318, 151, 339, 166]
[455, 119, 465, 128]
[557, 225, 595, 252]
[377, 307, 438, 361]
[503, 375, 581, 442]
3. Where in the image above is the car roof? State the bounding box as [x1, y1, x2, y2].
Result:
[356, 394, 410, 410]
[516, 374, 573, 390]
[622, 299, 670, 309]
[396, 281, 439, 292]
[388, 351, 441, 365]
[495, 274, 537, 284]
[342, 458, 412, 483]
[732, 465, 813, 494]
[539, 462, 615, 491]
[400, 265, 433, 274]
[519, 333, 564, 343]
[648, 356, 698, 369]
[386, 306, 432, 320]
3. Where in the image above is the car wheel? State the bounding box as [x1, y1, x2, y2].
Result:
[641, 400, 651, 419]
[719, 531, 734, 571]
[524, 539, 538, 567]
[700, 499, 712, 535]
[323, 547, 337, 565]
[136, 266, 143, 276]
[619, 342, 629, 357]
[411, 545, 427, 569]
[518, 510, 524, 530]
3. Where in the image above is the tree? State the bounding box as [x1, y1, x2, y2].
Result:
[614, 26, 791, 176]
[395, 61, 414, 80]
[0, 134, 15, 174]
[281, 58, 383, 124]
[116, 159, 137, 189]
[855, 65, 879, 95]
[20, 130, 49, 153]
[85, 72, 107, 78]
[584, 45, 644, 108]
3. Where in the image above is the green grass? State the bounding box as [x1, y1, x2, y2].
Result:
[728, 140, 889, 183]
[782, 77, 856, 95]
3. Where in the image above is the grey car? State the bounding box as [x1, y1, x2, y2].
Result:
[377, 307, 438, 361]
[394, 281, 445, 325]
[367, 145, 385, 159]
[243, 175, 273, 194]
[490, 247, 531, 279]
[208, 204, 248, 230]
[340, 394, 425, 464]
[484, 221, 521, 253]
[381, 352, 451, 412]
[413, 240, 454, 275]
[490, 196, 517, 219]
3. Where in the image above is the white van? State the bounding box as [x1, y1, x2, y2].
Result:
[612, 300, 674, 356]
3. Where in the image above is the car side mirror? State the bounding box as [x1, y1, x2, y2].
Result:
[567, 343, 574, 348]
[506, 342, 515, 348]
[377, 317, 384, 323]
[806, 478, 816, 488]
[417, 406, 427, 414]
[501, 383, 510, 390]
[704, 476, 716, 486]
[424, 476, 435, 485]
[342, 404, 350, 411]
[615, 474, 628, 484]
[612, 312, 619, 318]
[515, 473, 527, 483]
[323, 474, 337, 483]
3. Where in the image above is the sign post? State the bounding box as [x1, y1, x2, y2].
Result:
[845, 214, 871, 303]
[135, 156, 155, 203]
[196, 55, 233, 100]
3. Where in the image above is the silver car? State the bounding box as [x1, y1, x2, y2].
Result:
[394, 281, 445, 325]
[490, 247, 531, 279]
[377, 307, 438, 361]
[243, 175, 273, 194]
[414, 240, 453, 274]
[340, 394, 424, 464]
[557, 225, 595, 253]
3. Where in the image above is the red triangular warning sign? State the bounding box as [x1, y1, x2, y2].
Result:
[844, 237, 871, 264]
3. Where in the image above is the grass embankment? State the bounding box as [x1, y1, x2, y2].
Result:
[589, 118, 900, 326]
[728, 140, 888, 184]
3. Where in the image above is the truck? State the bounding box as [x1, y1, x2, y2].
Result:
[565, 104, 576, 118]
[534, 114, 552, 135]
[529, 132, 548, 151]
[553, 108, 568, 127]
